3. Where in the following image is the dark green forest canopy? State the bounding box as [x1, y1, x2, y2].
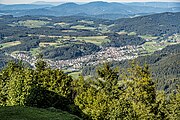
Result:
[42, 42, 100, 60]
[0, 12, 179, 38]
[0, 61, 179, 120]
[111, 12, 180, 36]
[103, 33, 146, 47]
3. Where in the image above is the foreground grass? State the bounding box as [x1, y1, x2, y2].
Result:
[0, 106, 81, 120]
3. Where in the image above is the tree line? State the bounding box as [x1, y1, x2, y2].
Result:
[0, 60, 179, 119]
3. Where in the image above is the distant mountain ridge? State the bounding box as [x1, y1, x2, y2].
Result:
[0, 1, 179, 19]
[0, 4, 52, 10]
[125, 2, 180, 8]
[32, 1, 62, 5]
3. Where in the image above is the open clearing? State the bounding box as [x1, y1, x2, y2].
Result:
[54, 22, 70, 28]
[15, 20, 49, 28]
[0, 41, 21, 49]
[78, 20, 94, 24]
[128, 32, 137, 35]
[77, 36, 110, 45]
[140, 35, 158, 40]
[117, 31, 128, 35]
[142, 41, 175, 54]
[69, 71, 81, 79]
[71, 25, 96, 30]
[61, 30, 77, 32]
[56, 36, 110, 45]
[117, 31, 137, 35]
[30, 48, 41, 56]
[98, 24, 111, 33]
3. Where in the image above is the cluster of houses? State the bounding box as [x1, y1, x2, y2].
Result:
[10, 45, 142, 72]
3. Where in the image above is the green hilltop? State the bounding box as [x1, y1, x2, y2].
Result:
[0, 106, 81, 120]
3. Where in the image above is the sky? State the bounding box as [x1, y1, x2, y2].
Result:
[0, 0, 179, 4]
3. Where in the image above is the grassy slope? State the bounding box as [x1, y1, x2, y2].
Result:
[0, 106, 81, 120]
[0, 41, 21, 49]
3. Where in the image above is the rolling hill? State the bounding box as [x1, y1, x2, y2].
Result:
[0, 1, 179, 19]
[111, 12, 180, 36]
[0, 4, 52, 10]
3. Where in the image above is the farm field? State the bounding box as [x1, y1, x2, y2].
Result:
[55, 36, 110, 45]
[14, 20, 49, 28]
[117, 31, 128, 35]
[77, 36, 110, 45]
[142, 41, 177, 54]
[71, 25, 96, 30]
[117, 31, 137, 36]
[78, 20, 94, 24]
[140, 35, 159, 40]
[54, 22, 70, 28]
[0, 41, 21, 49]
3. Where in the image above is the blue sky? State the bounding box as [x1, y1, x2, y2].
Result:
[0, 0, 179, 4]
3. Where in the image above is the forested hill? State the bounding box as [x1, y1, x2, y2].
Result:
[133, 44, 180, 93]
[154, 43, 180, 54]
[0, 12, 179, 70]
[111, 12, 180, 36]
[104, 33, 146, 47]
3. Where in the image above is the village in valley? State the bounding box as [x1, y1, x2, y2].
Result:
[9, 33, 180, 77]
[10, 45, 141, 71]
